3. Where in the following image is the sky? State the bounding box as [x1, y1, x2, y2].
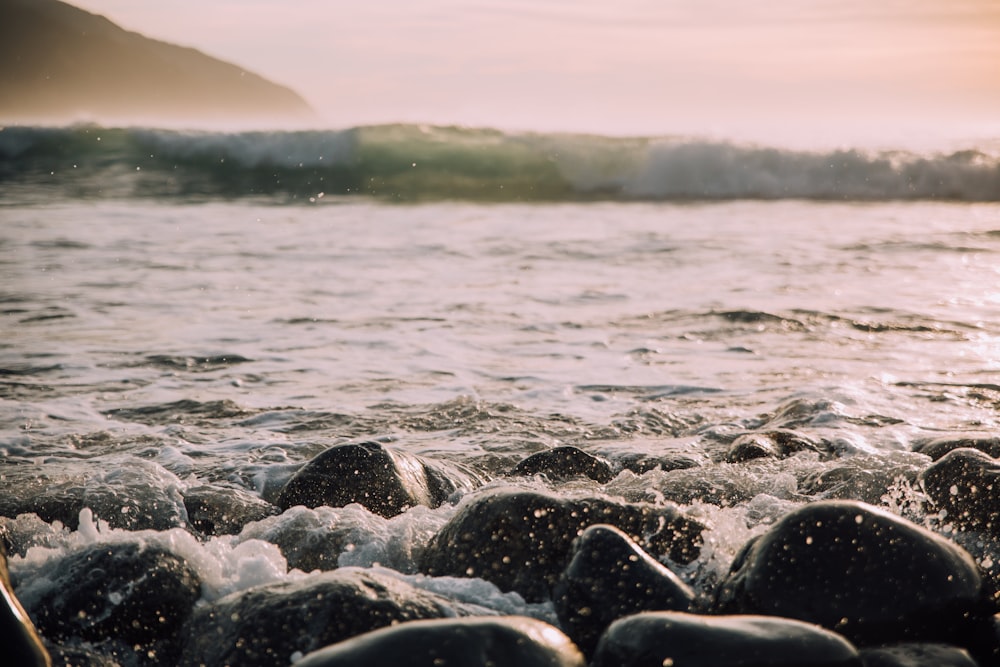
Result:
[72, 0, 1000, 147]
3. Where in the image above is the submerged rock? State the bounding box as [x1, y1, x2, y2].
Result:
[275, 441, 484, 518]
[920, 448, 1000, 532]
[714, 500, 993, 646]
[419, 489, 704, 602]
[858, 642, 979, 667]
[178, 567, 481, 667]
[725, 429, 823, 463]
[590, 611, 861, 667]
[1, 530, 51, 667]
[182, 483, 278, 536]
[508, 446, 615, 483]
[553, 524, 695, 656]
[18, 541, 200, 663]
[912, 434, 1000, 461]
[294, 616, 586, 667]
[0, 459, 188, 532]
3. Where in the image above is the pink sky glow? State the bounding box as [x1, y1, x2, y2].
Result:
[71, 0, 1000, 148]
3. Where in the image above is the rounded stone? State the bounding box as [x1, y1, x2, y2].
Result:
[420, 489, 704, 602]
[294, 616, 586, 667]
[714, 500, 992, 646]
[590, 611, 861, 667]
[21, 541, 201, 649]
[554, 524, 695, 655]
[275, 441, 483, 518]
[509, 446, 615, 483]
[920, 447, 1000, 532]
[178, 567, 483, 667]
[858, 642, 979, 667]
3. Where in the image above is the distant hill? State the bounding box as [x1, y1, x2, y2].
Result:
[0, 0, 317, 126]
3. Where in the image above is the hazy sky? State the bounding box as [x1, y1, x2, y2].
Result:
[73, 0, 1000, 146]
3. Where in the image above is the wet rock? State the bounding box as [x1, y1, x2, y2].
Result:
[597, 437, 710, 474]
[18, 541, 200, 663]
[182, 484, 278, 536]
[859, 642, 979, 667]
[508, 446, 615, 483]
[46, 642, 121, 666]
[553, 524, 695, 656]
[238, 506, 351, 572]
[725, 429, 822, 463]
[1, 529, 51, 667]
[0, 459, 187, 531]
[178, 567, 481, 667]
[294, 616, 586, 667]
[275, 441, 484, 518]
[920, 448, 1000, 532]
[590, 611, 861, 667]
[714, 500, 993, 646]
[913, 434, 1000, 461]
[799, 455, 924, 505]
[419, 489, 704, 602]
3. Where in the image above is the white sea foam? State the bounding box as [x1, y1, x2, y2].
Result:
[8, 509, 303, 604]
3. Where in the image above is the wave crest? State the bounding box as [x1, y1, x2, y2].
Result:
[2, 124, 998, 202]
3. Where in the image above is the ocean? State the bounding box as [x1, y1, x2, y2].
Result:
[2, 123, 1000, 665]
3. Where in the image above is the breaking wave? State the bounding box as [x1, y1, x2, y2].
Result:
[2, 123, 998, 202]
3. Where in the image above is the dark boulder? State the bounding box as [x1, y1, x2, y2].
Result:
[182, 484, 278, 536]
[858, 642, 979, 667]
[554, 524, 695, 656]
[714, 500, 993, 646]
[19, 541, 200, 663]
[419, 489, 704, 602]
[178, 567, 482, 667]
[509, 446, 615, 483]
[920, 448, 1000, 532]
[913, 434, 1000, 461]
[1, 529, 51, 667]
[275, 441, 484, 518]
[590, 611, 861, 667]
[294, 616, 586, 667]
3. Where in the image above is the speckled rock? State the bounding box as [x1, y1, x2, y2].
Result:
[177, 567, 482, 667]
[294, 616, 586, 667]
[920, 448, 1000, 532]
[509, 446, 615, 483]
[420, 489, 704, 602]
[714, 500, 993, 646]
[275, 441, 484, 518]
[554, 524, 695, 655]
[591, 611, 861, 667]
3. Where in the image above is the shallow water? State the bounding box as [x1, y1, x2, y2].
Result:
[3, 193, 1000, 661]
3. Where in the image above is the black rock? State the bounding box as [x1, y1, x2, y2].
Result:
[1, 530, 51, 667]
[725, 430, 822, 463]
[554, 524, 695, 656]
[714, 500, 993, 646]
[920, 448, 1000, 532]
[275, 441, 484, 518]
[508, 446, 615, 483]
[0, 460, 188, 532]
[178, 567, 482, 667]
[590, 611, 861, 667]
[419, 489, 704, 602]
[20, 541, 200, 662]
[294, 616, 586, 667]
[859, 642, 979, 667]
[913, 434, 1000, 461]
[182, 484, 278, 536]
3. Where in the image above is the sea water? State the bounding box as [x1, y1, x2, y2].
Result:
[2, 124, 1000, 658]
